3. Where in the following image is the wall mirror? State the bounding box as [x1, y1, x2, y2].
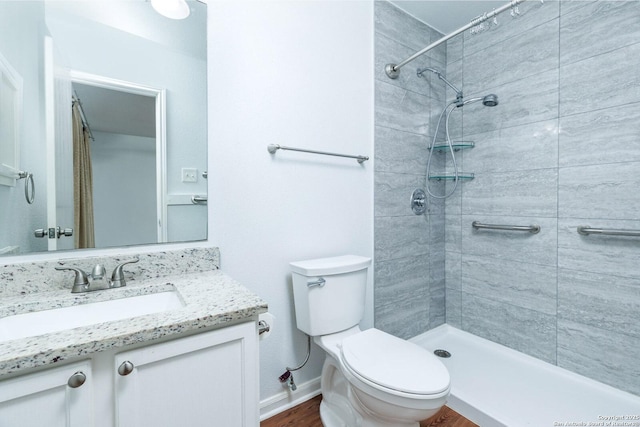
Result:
[0, 0, 208, 256]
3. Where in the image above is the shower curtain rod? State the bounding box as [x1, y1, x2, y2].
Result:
[385, 0, 529, 79]
[72, 93, 95, 141]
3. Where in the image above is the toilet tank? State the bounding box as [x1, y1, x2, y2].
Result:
[290, 255, 371, 336]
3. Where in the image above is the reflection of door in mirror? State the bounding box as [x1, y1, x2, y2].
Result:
[75, 83, 158, 249]
[64, 73, 165, 250]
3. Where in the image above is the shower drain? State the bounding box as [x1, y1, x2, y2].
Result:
[433, 349, 451, 358]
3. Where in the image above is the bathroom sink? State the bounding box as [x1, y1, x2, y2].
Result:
[0, 291, 184, 342]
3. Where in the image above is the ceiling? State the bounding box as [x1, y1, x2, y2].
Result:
[389, 1, 505, 35]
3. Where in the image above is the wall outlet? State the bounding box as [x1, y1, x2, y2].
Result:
[181, 168, 198, 183]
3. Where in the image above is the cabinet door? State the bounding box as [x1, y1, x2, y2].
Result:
[115, 322, 258, 427]
[0, 360, 93, 427]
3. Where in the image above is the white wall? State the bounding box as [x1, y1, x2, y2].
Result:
[0, 2, 48, 255]
[208, 0, 374, 405]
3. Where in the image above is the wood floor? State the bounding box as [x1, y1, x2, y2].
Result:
[261, 395, 478, 427]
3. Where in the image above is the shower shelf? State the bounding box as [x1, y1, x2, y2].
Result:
[429, 141, 475, 152]
[428, 173, 475, 182]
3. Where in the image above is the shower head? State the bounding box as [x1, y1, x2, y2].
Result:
[460, 94, 499, 108]
[482, 94, 499, 107]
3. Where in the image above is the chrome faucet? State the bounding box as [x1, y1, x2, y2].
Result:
[55, 258, 139, 293]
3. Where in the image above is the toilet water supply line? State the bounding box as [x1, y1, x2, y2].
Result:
[279, 335, 311, 391]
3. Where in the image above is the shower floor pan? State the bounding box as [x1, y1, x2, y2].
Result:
[411, 325, 640, 427]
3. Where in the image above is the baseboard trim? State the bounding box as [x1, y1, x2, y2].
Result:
[259, 377, 321, 421]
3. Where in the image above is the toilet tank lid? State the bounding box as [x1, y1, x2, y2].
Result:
[290, 255, 371, 276]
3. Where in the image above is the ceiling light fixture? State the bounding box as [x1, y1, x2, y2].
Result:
[151, 0, 190, 20]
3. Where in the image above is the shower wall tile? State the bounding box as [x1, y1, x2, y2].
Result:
[557, 218, 640, 277]
[374, 0, 447, 339]
[463, 119, 559, 173]
[559, 103, 640, 167]
[375, 172, 426, 217]
[375, 215, 430, 261]
[461, 294, 557, 364]
[560, 1, 640, 66]
[446, 35, 463, 65]
[461, 254, 557, 315]
[427, 32, 447, 67]
[444, 180, 462, 216]
[445, 251, 461, 289]
[375, 32, 433, 98]
[557, 320, 640, 396]
[445, 287, 462, 328]
[461, 169, 558, 217]
[559, 162, 640, 220]
[374, 125, 430, 174]
[463, 69, 559, 136]
[558, 268, 640, 339]
[461, 215, 558, 266]
[374, 1, 431, 51]
[445, 252, 462, 328]
[375, 80, 432, 135]
[441, 66, 463, 131]
[560, 41, 640, 117]
[464, 19, 559, 95]
[427, 186, 446, 217]
[445, 214, 461, 252]
[375, 255, 430, 339]
[463, 0, 558, 56]
[429, 277, 446, 328]
[560, 0, 598, 17]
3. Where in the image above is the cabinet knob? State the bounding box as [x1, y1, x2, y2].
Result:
[67, 371, 87, 388]
[118, 360, 134, 376]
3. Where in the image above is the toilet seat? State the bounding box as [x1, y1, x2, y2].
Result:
[340, 328, 450, 396]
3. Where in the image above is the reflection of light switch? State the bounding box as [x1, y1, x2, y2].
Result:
[182, 168, 198, 183]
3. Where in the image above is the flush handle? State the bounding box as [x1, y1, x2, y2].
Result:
[307, 278, 326, 288]
[67, 371, 86, 388]
[118, 361, 135, 376]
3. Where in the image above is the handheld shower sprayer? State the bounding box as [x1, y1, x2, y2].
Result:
[460, 94, 499, 107]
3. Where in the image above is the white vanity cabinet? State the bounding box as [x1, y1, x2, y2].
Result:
[114, 321, 259, 427]
[0, 360, 93, 427]
[0, 321, 259, 427]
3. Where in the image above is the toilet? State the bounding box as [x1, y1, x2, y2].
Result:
[290, 255, 451, 427]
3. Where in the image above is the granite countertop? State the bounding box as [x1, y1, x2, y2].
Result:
[0, 270, 268, 377]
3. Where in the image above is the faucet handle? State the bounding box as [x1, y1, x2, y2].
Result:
[110, 258, 139, 288]
[55, 266, 90, 293]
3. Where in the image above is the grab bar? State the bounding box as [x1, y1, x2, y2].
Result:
[577, 226, 640, 237]
[267, 144, 369, 164]
[472, 221, 540, 234]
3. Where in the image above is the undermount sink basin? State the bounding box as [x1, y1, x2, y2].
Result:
[0, 291, 184, 342]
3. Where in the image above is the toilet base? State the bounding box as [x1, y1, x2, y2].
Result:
[319, 356, 431, 427]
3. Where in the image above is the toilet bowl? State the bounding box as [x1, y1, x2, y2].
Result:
[290, 255, 451, 427]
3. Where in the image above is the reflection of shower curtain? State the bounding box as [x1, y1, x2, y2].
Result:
[72, 102, 95, 248]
